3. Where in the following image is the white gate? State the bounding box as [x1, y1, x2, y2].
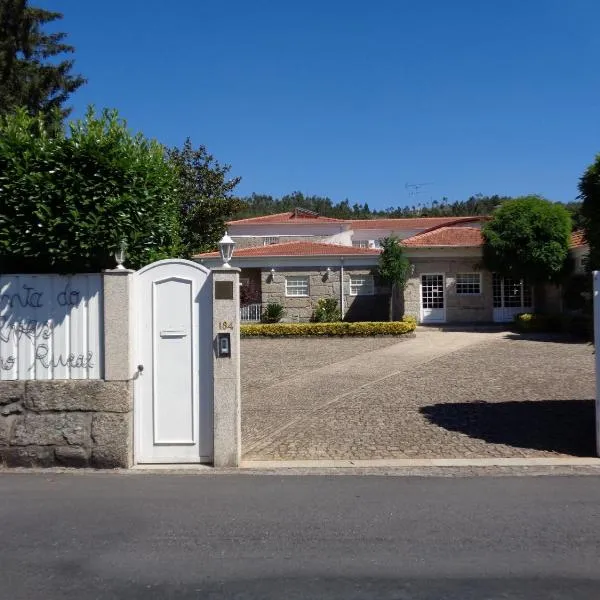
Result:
[420, 274, 446, 323]
[134, 259, 213, 463]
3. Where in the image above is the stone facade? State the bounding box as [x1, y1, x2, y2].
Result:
[260, 267, 390, 322]
[404, 257, 493, 323]
[232, 235, 329, 249]
[0, 380, 132, 468]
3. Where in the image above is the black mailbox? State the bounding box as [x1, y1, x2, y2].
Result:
[217, 333, 231, 357]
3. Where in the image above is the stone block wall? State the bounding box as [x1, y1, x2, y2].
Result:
[232, 235, 329, 249]
[260, 266, 389, 322]
[0, 380, 132, 468]
[404, 257, 493, 323]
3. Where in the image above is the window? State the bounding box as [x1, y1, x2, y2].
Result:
[349, 275, 374, 296]
[263, 236, 280, 246]
[352, 240, 369, 248]
[421, 274, 444, 308]
[455, 273, 481, 295]
[492, 274, 533, 309]
[285, 276, 309, 297]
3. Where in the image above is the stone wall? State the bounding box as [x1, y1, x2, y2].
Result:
[260, 267, 389, 322]
[404, 257, 493, 323]
[232, 235, 329, 249]
[0, 380, 132, 468]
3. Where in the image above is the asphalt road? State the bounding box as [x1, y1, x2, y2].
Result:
[1, 473, 599, 599]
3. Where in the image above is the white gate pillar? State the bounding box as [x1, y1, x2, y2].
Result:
[212, 267, 242, 467]
[594, 272, 600, 457]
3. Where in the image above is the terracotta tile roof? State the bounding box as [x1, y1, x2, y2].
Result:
[570, 230, 587, 248]
[228, 212, 488, 228]
[228, 211, 344, 225]
[402, 226, 484, 247]
[195, 241, 381, 259]
[349, 216, 487, 229]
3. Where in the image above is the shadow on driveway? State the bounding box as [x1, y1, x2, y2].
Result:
[420, 399, 596, 457]
[502, 332, 590, 344]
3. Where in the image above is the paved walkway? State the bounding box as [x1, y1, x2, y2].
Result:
[241, 330, 595, 460]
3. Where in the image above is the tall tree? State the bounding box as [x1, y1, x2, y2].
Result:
[168, 138, 242, 256]
[579, 154, 600, 270]
[377, 236, 411, 321]
[0, 0, 85, 126]
[482, 196, 572, 283]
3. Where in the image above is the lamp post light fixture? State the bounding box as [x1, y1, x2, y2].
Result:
[114, 239, 127, 270]
[218, 232, 236, 268]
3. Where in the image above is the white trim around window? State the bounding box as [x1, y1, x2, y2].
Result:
[285, 275, 309, 297]
[455, 273, 481, 295]
[349, 275, 375, 296]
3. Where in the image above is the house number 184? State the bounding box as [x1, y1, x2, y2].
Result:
[219, 321, 234, 330]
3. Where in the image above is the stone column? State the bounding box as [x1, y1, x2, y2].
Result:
[103, 269, 135, 381]
[100, 269, 135, 468]
[212, 267, 241, 467]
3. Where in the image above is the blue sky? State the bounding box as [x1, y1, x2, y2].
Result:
[39, 0, 600, 210]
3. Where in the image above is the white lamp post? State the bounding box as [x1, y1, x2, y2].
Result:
[218, 232, 236, 268]
[114, 239, 127, 270]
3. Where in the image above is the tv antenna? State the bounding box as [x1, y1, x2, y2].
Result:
[405, 182, 434, 197]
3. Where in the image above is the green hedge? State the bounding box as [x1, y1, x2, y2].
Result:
[240, 319, 417, 337]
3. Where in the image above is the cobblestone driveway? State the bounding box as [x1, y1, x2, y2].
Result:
[241, 330, 595, 460]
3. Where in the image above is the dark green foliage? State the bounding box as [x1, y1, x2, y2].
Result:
[168, 138, 242, 257]
[261, 302, 285, 323]
[234, 192, 582, 224]
[579, 154, 600, 270]
[378, 237, 410, 287]
[235, 192, 512, 220]
[562, 273, 591, 312]
[564, 201, 584, 230]
[0, 108, 181, 272]
[482, 196, 572, 284]
[378, 236, 411, 320]
[0, 0, 86, 128]
[311, 298, 342, 322]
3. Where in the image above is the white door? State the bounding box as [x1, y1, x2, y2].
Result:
[420, 274, 446, 323]
[134, 259, 213, 463]
[492, 274, 533, 323]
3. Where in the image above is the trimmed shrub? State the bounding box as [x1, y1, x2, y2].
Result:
[0, 108, 181, 272]
[311, 298, 342, 322]
[261, 302, 285, 323]
[241, 319, 416, 337]
[402, 315, 418, 327]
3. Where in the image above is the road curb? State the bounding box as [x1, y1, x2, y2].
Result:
[241, 457, 600, 468]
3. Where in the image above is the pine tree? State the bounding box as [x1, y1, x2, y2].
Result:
[0, 0, 85, 127]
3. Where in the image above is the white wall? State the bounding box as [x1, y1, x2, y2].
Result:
[0, 274, 103, 380]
